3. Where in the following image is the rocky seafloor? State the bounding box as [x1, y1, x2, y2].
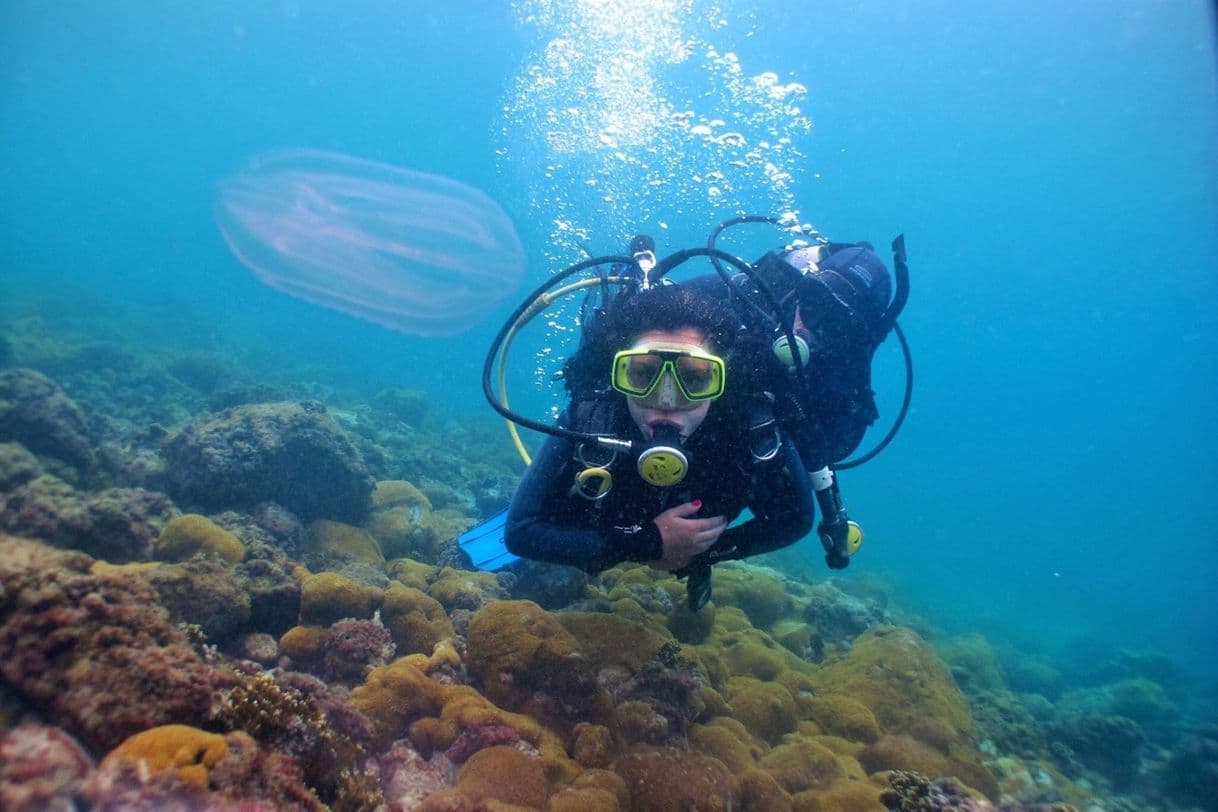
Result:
[0, 311, 1215, 811]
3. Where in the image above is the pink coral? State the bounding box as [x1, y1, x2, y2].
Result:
[445, 723, 524, 763]
[323, 617, 396, 682]
[379, 739, 455, 811]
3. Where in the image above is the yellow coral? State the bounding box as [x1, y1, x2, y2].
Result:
[386, 556, 436, 590]
[808, 626, 996, 797]
[371, 479, 433, 511]
[547, 786, 621, 812]
[689, 720, 766, 773]
[612, 747, 738, 811]
[802, 695, 881, 743]
[279, 624, 329, 662]
[381, 582, 455, 656]
[703, 626, 804, 682]
[726, 676, 798, 745]
[739, 768, 794, 812]
[572, 722, 614, 768]
[428, 566, 501, 612]
[556, 611, 668, 674]
[456, 745, 549, 809]
[401, 637, 463, 675]
[790, 778, 886, 811]
[758, 739, 845, 794]
[713, 565, 791, 630]
[303, 519, 384, 567]
[155, 514, 245, 566]
[101, 724, 228, 790]
[351, 658, 451, 744]
[299, 571, 382, 625]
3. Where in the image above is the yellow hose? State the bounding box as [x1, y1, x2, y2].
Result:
[497, 276, 629, 466]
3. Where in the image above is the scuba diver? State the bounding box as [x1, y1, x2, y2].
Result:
[468, 215, 911, 610]
[503, 283, 814, 611]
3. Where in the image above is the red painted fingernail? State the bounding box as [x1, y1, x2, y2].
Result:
[692, 499, 702, 508]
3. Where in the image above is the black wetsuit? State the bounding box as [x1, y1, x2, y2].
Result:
[686, 245, 888, 469]
[504, 401, 815, 573]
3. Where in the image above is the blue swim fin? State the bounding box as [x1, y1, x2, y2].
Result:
[456, 508, 521, 571]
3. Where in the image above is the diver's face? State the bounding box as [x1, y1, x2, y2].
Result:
[624, 327, 715, 441]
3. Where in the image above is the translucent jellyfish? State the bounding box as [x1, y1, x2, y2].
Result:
[215, 148, 525, 336]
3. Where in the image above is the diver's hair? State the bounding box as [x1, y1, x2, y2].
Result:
[564, 284, 741, 398]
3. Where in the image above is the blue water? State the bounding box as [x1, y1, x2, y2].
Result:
[2, 0, 1216, 700]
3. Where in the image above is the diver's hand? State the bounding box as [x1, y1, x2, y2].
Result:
[649, 500, 727, 572]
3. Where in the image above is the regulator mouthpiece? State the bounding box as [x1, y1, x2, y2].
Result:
[636, 424, 688, 487]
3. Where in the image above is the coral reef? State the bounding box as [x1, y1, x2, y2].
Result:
[0, 537, 224, 752]
[1, 323, 1205, 812]
[1048, 714, 1145, 787]
[162, 400, 374, 522]
[1160, 724, 1218, 811]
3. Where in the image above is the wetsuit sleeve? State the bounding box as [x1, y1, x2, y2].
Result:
[715, 433, 815, 560]
[504, 432, 663, 573]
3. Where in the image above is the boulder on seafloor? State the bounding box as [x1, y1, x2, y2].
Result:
[0, 368, 97, 482]
[162, 400, 373, 522]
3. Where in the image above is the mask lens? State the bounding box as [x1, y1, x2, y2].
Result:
[675, 356, 719, 398]
[623, 355, 663, 394]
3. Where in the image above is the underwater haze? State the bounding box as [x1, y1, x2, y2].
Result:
[2, 0, 1217, 809]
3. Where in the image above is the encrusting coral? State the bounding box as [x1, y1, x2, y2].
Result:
[99, 724, 228, 790]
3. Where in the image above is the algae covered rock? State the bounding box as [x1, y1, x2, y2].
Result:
[0, 368, 97, 481]
[1, 473, 176, 562]
[0, 536, 223, 752]
[163, 400, 373, 522]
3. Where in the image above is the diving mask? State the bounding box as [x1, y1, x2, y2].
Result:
[611, 346, 726, 402]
